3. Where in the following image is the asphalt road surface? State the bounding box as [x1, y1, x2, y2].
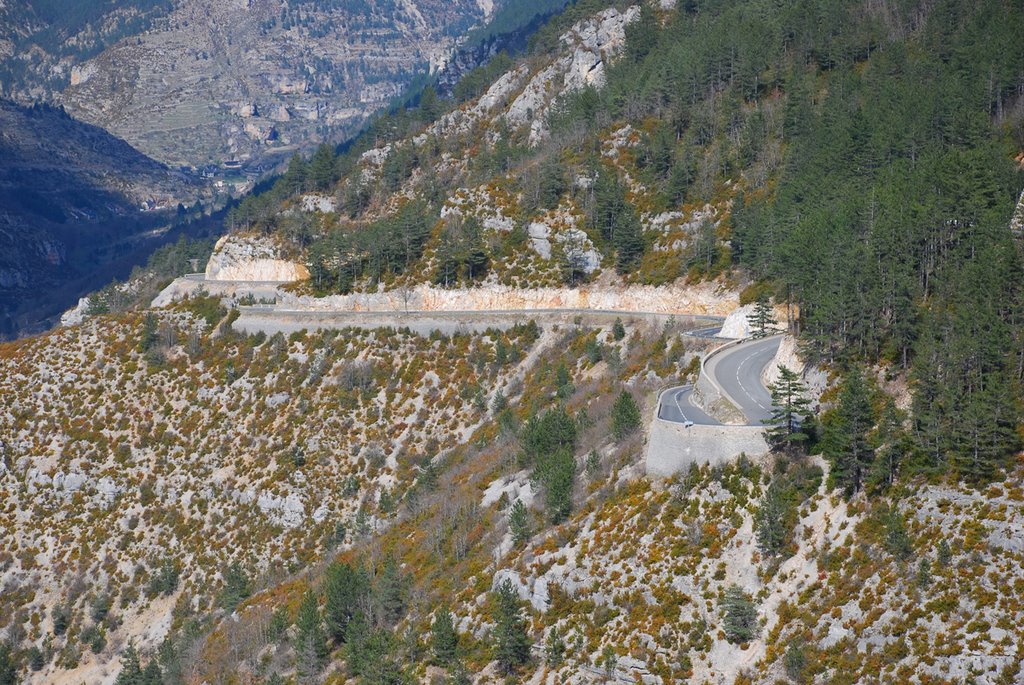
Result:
[659, 336, 782, 426]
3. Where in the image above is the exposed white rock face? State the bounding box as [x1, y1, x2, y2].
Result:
[256, 491, 306, 529]
[205, 234, 310, 283]
[716, 304, 754, 338]
[441, 184, 517, 233]
[422, 66, 530, 142]
[528, 222, 554, 259]
[285, 281, 737, 316]
[557, 227, 602, 274]
[761, 334, 827, 399]
[504, 6, 640, 145]
[301, 194, 336, 213]
[492, 568, 550, 612]
[360, 145, 392, 167]
[60, 297, 91, 327]
[1011, 188, 1024, 236]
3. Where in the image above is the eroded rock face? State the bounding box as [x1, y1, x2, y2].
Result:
[717, 304, 754, 339]
[47, 0, 495, 167]
[204, 234, 310, 283]
[504, 6, 640, 144]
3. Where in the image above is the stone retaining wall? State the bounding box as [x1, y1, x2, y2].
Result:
[645, 417, 768, 477]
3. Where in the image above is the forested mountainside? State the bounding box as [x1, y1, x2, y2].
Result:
[0, 0, 525, 168]
[0, 100, 208, 340]
[2, 0, 1024, 684]
[231, 0, 1024, 481]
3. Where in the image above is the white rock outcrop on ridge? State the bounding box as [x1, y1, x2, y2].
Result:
[60, 297, 91, 327]
[504, 6, 640, 144]
[205, 234, 310, 282]
[301, 194, 336, 213]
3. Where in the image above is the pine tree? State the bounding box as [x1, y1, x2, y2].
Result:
[508, 499, 530, 547]
[430, 608, 458, 665]
[754, 477, 795, 557]
[219, 561, 251, 610]
[533, 448, 575, 523]
[613, 207, 645, 274]
[375, 555, 408, 627]
[544, 626, 566, 666]
[763, 366, 813, 451]
[492, 579, 530, 673]
[295, 590, 327, 681]
[139, 312, 158, 352]
[324, 561, 369, 644]
[721, 585, 758, 643]
[0, 643, 14, 685]
[114, 644, 142, 685]
[308, 143, 336, 190]
[612, 317, 626, 341]
[824, 366, 876, 495]
[749, 292, 777, 339]
[611, 390, 642, 440]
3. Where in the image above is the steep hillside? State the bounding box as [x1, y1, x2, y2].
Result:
[0, 100, 208, 339]
[2, 0, 1024, 684]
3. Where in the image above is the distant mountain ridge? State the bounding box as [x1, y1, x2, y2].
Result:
[1, 0, 506, 169]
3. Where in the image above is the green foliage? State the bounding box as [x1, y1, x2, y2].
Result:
[114, 644, 162, 685]
[883, 507, 913, 561]
[307, 200, 435, 293]
[491, 579, 531, 673]
[324, 561, 370, 644]
[0, 643, 16, 685]
[611, 390, 641, 440]
[533, 447, 575, 523]
[508, 499, 530, 547]
[748, 292, 777, 339]
[720, 585, 758, 644]
[590, 170, 646, 273]
[520, 407, 577, 467]
[763, 366, 813, 450]
[295, 590, 328, 679]
[373, 555, 409, 628]
[90, 592, 112, 622]
[219, 561, 251, 611]
[612, 317, 626, 341]
[822, 366, 877, 496]
[784, 641, 807, 683]
[755, 460, 823, 559]
[544, 626, 565, 666]
[430, 608, 458, 665]
[52, 605, 70, 636]
[139, 313, 158, 353]
[148, 558, 180, 596]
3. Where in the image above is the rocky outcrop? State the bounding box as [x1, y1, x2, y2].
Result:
[204, 234, 310, 283]
[59, 298, 91, 327]
[504, 6, 640, 144]
[48, 0, 497, 168]
[717, 304, 754, 338]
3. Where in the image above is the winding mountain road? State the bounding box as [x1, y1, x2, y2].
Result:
[658, 336, 782, 426]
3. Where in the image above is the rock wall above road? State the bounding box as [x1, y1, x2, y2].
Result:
[717, 304, 754, 338]
[282, 280, 737, 315]
[762, 334, 827, 399]
[205, 234, 310, 283]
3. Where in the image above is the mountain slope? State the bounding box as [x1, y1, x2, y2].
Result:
[2, 0, 1024, 684]
[0, 100, 205, 338]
